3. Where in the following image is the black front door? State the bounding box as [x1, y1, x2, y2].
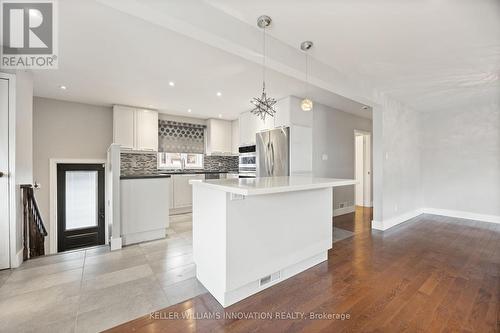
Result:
[57, 164, 105, 252]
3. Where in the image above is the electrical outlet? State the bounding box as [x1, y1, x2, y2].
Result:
[322, 154, 328, 161]
[339, 203, 345, 208]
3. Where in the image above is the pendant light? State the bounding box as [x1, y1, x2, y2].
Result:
[300, 41, 314, 112]
[250, 15, 277, 121]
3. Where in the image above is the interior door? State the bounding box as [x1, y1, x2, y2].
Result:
[0, 79, 10, 269]
[57, 164, 105, 252]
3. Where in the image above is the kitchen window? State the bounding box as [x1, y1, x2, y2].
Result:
[158, 152, 204, 169]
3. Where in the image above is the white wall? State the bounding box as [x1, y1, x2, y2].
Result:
[421, 104, 500, 218]
[311, 101, 372, 213]
[14, 71, 33, 259]
[372, 93, 423, 230]
[33, 98, 113, 238]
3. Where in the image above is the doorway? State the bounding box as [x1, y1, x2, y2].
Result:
[354, 131, 372, 208]
[57, 164, 105, 252]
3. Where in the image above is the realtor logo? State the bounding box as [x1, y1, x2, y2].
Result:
[1, 0, 58, 69]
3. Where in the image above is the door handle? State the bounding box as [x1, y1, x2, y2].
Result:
[0, 171, 5, 178]
[270, 142, 275, 175]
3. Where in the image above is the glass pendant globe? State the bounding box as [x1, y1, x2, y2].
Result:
[301, 98, 313, 111]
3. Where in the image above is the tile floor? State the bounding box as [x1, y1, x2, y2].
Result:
[0, 214, 355, 333]
[0, 213, 205, 333]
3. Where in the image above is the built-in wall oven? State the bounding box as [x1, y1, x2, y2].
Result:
[238, 145, 256, 178]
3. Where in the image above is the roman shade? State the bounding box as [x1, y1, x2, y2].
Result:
[158, 120, 206, 154]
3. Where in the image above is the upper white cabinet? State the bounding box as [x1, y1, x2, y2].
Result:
[113, 106, 135, 150]
[206, 118, 232, 155]
[238, 111, 274, 146]
[239, 111, 254, 147]
[231, 120, 239, 155]
[113, 105, 158, 151]
[136, 109, 158, 151]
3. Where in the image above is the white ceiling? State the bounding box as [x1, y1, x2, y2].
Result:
[32, 0, 499, 120]
[31, 0, 370, 120]
[205, 0, 500, 112]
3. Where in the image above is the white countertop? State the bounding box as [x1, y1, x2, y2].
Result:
[189, 176, 357, 196]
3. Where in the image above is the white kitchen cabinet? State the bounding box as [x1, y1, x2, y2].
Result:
[172, 174, 204, 209]
[120, 177, 170, 245]
[256, 113, 274, 132]
[206, 119, 232, 155]
[231, 120, 239, 155]
[113, 106, 135, 150]
[227, 173, 239, 179]
[113, 105, 158, 151]
[239, 111, 274, 146]
[136, 109, 158, 151]
[239, 111, 254, 146]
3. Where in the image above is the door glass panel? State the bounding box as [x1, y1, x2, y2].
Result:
[65, 171, 98, 230]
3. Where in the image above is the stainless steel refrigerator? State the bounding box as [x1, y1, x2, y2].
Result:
[256, 127, 290, 177]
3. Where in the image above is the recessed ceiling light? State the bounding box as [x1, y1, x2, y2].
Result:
[218, 114, 222, 118]
[361, 105, 369, 110]
[59, 85, 67, 90]
[187, 109, 192, 113]
[169, 81, 175, 87]
[216, 92, 222, 97]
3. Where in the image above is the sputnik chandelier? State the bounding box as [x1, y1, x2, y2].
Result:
[250, 15, 277, 121]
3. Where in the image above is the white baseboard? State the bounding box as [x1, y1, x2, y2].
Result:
[372, 209, 423, 231]
[422, 208, 500, 224]
[333, 205, 355, 217]
[110, 237, 122, 251]
[372, 207, 500, 232]
[11, 248, 24, 268]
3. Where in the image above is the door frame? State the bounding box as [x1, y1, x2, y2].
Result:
[49, 158, 107, 254]
[354, 130, 373, 208]
[0, 73, 17, 268]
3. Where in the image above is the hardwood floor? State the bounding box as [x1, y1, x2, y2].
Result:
[107, 210, 500, 333]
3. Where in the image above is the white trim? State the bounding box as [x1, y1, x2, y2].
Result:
[333, 205, 355, 217]
[110, 237, 122, 251]
[1, 72, 17, 269]
[11, 248, 23, 268]
[422, 208, 500, 224]
[372, 209, 423, 231]
[49, 158, 107, 254]
[371, 207, 500, 232]
[353, 129, 372, 209]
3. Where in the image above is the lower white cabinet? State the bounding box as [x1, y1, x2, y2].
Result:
[120, 177, 170, 245]
[172, 174, 205, 209]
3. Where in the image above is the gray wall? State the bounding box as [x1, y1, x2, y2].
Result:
[421, 104, 500, 216]
[312, 102, 372, 211]
[33, 98, 113, 234]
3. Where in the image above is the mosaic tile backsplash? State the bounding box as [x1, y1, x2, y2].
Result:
[121, 152, 238, 174]
[203, 155, 238, 172]
[121, 152, 157, 175]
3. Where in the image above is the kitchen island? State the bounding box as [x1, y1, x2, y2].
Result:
[190, 176, 357, 307]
